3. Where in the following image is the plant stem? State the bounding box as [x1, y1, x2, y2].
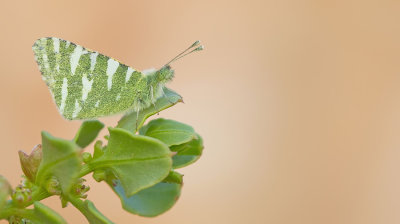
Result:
[79, 164, 94, 177]
[67, 195, 86, 213]
[67, 195, 114, 224]
[28, 187, 51, 206]
[0, 207, 36, 221]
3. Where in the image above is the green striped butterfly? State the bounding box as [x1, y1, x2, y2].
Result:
[32, 37, 203, 120]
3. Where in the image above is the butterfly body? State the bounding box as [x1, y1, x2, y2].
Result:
[32, 37, 176, 120]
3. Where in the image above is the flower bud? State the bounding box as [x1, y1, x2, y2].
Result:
[18, 144, 42, 182]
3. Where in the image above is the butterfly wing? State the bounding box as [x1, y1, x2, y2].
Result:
[33, 37, 147, 120]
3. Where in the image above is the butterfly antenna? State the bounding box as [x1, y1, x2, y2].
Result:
[165, 41, 204, 66]
[172, 46, 204, 62]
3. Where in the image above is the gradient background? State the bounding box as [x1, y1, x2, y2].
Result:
[1, 0, 400, 223]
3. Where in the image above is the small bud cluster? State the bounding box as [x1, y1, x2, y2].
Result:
[45, 176, 61, 195]
[60, 178, 90, 208]
[11, 184, 32, 206]
[8, 215, 32, 224]
[73, 178, 90, 199]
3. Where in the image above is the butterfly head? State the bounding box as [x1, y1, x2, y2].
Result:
[155, 41, 203, 83]
[156, 65, 175, 83]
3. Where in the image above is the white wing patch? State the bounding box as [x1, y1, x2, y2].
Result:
[106, 58, 119, 91]
[52, 37, 60, 53]
[81, 75, 94, 102]
[70, 45, 88, 75]
[90, 52, 98, 72]
[70, 46, 83, 75]
[95, 100, 100, 108]
[59, 78, 68, 114]
[125, 67, 135, 83]
[42, 53, 50, 70]
[40, 38, 49, 70]
[72, 99, 82, 119]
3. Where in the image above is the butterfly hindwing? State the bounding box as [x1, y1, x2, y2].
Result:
[33, 37, 148, 120]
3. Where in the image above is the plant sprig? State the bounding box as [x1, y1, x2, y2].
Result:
[0, 88, 204, 224]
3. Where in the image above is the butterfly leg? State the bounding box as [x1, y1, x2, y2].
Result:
[135, 110, 139, 131]
[150, 85, 156, 108]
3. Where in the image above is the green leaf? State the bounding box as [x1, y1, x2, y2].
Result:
[83, 200, 114, 224]
[68, 197, 114, 224]
[32, 201, 67, 224]
[35, 132, 82, 194]
[74, 120, 104, 148]
[0, 176, 11, 211]
[89, 128, 172, 196]
[171, 134, 204, 169]
[139, 118, 195, 147]
[117, 88, 182, 133]
[109, 171, 183, 217]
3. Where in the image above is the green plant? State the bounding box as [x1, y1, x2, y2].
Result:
[0, 88, 203, 223]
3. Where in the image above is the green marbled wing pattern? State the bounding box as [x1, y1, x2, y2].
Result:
[32, 37, 154, 120]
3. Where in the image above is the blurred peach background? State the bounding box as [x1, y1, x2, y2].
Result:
[1, 0, 400, 223]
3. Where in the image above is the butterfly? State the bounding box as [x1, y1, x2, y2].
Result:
[32, 37, 203, 120]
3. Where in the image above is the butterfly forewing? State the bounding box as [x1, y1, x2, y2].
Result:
[33, 37, 146, 120]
